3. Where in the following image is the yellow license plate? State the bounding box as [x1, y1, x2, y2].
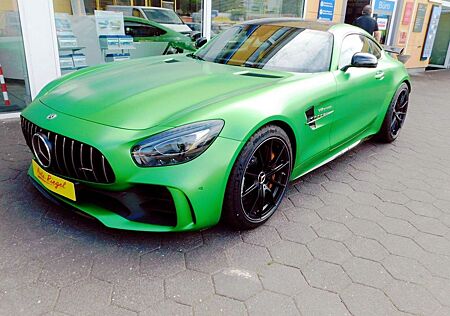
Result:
[32, 160, 76, 201]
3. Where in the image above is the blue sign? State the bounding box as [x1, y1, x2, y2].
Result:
[317, 0, 335, 21]
[373, 0, 395, 13]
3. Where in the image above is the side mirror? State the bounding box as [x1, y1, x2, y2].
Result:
[342, 52, 378, 71]
[195, 37, 207, 49]
[189, 31, 202, 41]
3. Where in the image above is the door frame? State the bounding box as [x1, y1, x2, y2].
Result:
[429, 2, 450, 68]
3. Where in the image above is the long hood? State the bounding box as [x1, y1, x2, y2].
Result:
[40, 56, 288, 130]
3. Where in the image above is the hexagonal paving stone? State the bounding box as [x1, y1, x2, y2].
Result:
[111, 275, 164, 312]
[241, 226, 281, 247]
[213, 268, 262, 301]
[346, 204, 383, 222]
[161, 232, 203, 252]
[165, 270, 214, 306]
[342, 257, 392, 289]
[406, 200, 442, 218]
[312, 220, 352, 242]
[39, 254, 92, 287]
[55, 278, 113, 315]
[426, 277, 450, 307]
[246, 291, 299, 316]
[276, 221, 317, 245]
[343, 235, 389, 261]
[345, 218, 387, 240]
[307, 238, 352, 265]
[140, 249, 186, 278]
[226, 243, 272, 272]
[259, 263, 309, 296]
[289, 193, 324, 209]
[185, 244, 228, 274]
[303, 260, 352, 293]
[140, 300, 192, 316]
[385, 280, 441, 315]
[0, 259, 42, 290]
[341, 283, 400, 316]
[315, 205, 353, 224]
[282, 208, 321, 225]
[268, 240, 313, 268]
[295, 286, 350, 316]
[0, 281, 58, 315]
[383, 255, 432, 285]
[92, 251, 140, 283]
[193, 295, 246, 316]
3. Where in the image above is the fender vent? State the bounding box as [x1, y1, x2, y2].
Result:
[164, 58, 180, 64]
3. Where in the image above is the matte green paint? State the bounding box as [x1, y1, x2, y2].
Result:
[23, 23, 409, 232]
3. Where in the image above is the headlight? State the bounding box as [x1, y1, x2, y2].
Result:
[131, 120, 224, 167]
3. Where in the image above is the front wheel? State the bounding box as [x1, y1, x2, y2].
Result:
[223, 125, 292, 230]
[376, 82, 410, 143]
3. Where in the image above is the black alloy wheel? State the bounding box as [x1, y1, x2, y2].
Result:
[240, 137, 291, 223]
[390, 88, 409, 138]
[376, 82, 410, 143]
[223, 125, 292, 230]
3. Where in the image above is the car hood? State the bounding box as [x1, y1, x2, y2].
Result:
[40, 56, 289, 130]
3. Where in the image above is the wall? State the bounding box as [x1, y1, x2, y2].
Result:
[396, 0, 437, 68]
[53, 0, 73, 13]
[304, 0, 346, 22]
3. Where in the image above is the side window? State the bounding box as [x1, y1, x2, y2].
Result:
[124, 23, 166, 38]
[339, 35, 364, 69]
[132, 9, 144, 18]
[366, 38, 382, 59]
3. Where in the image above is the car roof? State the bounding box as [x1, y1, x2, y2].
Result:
[242, 18, 366, 35]
[242, 18, 336, 31]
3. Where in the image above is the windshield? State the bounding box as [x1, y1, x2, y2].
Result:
[142, 9, 184, 25]
[195, 24, 333, 73]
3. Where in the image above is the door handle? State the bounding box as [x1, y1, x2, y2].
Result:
[375, 70, 384, 80]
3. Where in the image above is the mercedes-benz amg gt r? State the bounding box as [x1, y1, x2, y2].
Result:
[21, 19, 410, 231]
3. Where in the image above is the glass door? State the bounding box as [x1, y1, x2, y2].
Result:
[429, 6, 450, 68]
[0, 0, 31, 113]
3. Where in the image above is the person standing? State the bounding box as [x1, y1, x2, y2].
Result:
[353, 5, 381, 42]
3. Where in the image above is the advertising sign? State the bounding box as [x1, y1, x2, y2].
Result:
[402, 2, 414, 25]
[373, 0, 395, 14]
[413, 4, 428, 32]
[377, 17, 389, 30]
[317, 0, 335, 21]
[95, 10, 125, 36]
[398, 31, 408, 44]
[54, 13, 74, 36]
[421, 5, 442, 59]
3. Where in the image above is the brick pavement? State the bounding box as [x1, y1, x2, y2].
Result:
[0, 70, 449, 315]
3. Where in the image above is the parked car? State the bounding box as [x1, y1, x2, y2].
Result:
[21, 19, 410, 232]
[124, 17, 196, 53]
[106, 5, 192, 34]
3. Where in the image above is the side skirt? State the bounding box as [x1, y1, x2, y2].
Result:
[293, 139, 362, 181]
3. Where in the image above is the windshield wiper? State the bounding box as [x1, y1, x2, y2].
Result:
[187, 53, 204, 61]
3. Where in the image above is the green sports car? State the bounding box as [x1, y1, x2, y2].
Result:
[21, 19, 410, 232]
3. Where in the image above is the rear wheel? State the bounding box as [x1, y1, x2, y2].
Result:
[223, 125, 292, 230]
[376, 83, 410, 143]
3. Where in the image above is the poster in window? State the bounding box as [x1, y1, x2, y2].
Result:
[95, 10, 125, 36]
[402, 2, 414, 25]
[421, 5, 442, 59]
[413, 4, 428, 33]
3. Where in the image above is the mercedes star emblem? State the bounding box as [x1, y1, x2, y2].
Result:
[31, 132, 52, 168]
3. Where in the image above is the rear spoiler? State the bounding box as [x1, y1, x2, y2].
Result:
[382, 45, 404, 55]
[382, 45, 410, 64]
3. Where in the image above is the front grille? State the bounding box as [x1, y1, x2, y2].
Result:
[21, 116, 115, 184]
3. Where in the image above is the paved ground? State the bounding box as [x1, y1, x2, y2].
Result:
[1, 70, 450, 316]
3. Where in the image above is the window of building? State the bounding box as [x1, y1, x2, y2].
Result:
[0, 0, 31, 113]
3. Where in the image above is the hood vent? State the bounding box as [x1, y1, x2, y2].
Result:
[235, 71, 284, 79]
[164, 58, 180, 64]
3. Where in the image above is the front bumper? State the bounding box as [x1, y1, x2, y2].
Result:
[22, 103, 242, 232]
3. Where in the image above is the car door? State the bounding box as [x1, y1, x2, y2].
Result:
[330, 34, 391, 149]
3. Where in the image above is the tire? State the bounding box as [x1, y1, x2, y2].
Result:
[223, 125, 293, 230]
[376, 82, 410, 143]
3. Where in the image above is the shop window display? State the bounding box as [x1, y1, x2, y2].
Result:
[53, 0, 200, 75]
[0, 0, 31, 113]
